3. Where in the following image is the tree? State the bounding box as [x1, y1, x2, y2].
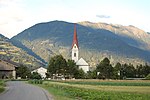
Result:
[86, 70, 97, 79]
[74, 69, 85, 79]
[136, 64, 150, 78]
[114, 62, 122, 79]
[143, 64, 150, 77]
[16, 64, 31, 79]
[126, 63, 136, 78]
[47, 55, 67, 78]
[145, 74, 150, 80]
[96, 57, 113, 79]
[30, 72, 42, 79]
[66, 59, 78, 78]
[121, 63, 136, 79]
[136, 64, 144, 78]
[46, 57, 55, 78]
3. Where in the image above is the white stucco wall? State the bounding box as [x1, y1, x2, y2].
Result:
[76, 58, 89, 73]
[32, 67, 47, 78]
[79, 65, 89, 73]
[72, 44, 79, 62]
[12, 70, 16, 79]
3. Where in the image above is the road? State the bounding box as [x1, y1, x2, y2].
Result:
[0, 81, 53, 100]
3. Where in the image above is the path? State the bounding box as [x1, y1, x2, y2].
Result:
[0, 81, 53, 100]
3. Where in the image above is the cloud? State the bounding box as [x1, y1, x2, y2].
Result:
[96, 15, 111, 18]
[0, 0, 19, 7]
[0, 0, 30, 38]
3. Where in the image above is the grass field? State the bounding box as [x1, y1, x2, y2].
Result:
[56, 79, 150, 86]
[0, 80, 5, 93]
[38, 79, 150, 100]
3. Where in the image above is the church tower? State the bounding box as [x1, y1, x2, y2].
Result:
[72, 24, 79, 62]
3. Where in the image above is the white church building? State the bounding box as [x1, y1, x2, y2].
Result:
[71, 24, 90, 73]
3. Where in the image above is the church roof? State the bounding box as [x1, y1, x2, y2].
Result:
[72, 24, 79, 48]
[76, 58, 89, 66]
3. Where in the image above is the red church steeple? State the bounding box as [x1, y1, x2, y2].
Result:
[72, 24, 79, 48]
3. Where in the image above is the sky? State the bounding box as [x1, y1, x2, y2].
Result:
[0, 0, 150, 38]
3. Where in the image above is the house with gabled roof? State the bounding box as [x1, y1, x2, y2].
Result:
[0, 60, 18, 79]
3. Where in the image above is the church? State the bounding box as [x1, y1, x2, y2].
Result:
[71, 24, 89, 73]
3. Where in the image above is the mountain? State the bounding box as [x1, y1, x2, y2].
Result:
[0, 34, 44, 69]
[0, 34, 8, 40]
[10, 21, 150, 67]
[79, 21, 150, 51]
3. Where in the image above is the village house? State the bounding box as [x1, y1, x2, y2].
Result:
[31, 67, 47, 79]
[0, 60, 18, 79]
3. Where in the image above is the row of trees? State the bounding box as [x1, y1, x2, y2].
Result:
[47, 55, 150, 79]
[46, 55, 85, 79]
[16, 55, 150, 80]
[16, 55, 85, 79]
[96, 57, 150, 79]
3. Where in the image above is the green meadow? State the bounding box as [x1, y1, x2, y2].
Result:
[37, 80, 150, 100]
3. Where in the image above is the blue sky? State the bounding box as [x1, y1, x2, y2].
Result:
[0, 0, 150, 38]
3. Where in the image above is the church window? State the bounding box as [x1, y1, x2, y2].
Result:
[74, 53, 76, 57]
[74, 46, 76, 48]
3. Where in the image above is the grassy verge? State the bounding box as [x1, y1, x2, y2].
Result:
[39, 84, 74, 100]
[28, 80, 73, 100]
[41, 80, 150, 100]
[0, 80, 5, 93]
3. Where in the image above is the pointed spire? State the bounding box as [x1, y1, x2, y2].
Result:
[72, 23, 79, 48]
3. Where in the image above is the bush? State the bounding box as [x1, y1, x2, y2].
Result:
[0, 80, 6, 86]
[30, 72, 42, 79]
[28, 79, 43, 84]
[0, 80, 5, 93]
[146, 74, 150, 80]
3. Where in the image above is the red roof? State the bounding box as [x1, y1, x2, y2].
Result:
[72, 24, 79, 48]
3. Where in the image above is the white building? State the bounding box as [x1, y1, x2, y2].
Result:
[32, 67, 47, 79]
[71, 24, 89, 73]
[76, 58, 89, 73]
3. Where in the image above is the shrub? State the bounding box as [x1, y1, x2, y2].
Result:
[30, 72, 42, 79]
[0, 80, 5, 93]
[28, 79, 43, 84]
[146, 74, 150, 80]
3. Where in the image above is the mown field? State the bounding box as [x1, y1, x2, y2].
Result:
[0, 80, 5, 93]
[38, 79, 150, 100]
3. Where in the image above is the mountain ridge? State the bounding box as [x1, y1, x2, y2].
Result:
[10, 21, 150, 66]
[0, 34, 45, 69]
[78, 21, 150, 51]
